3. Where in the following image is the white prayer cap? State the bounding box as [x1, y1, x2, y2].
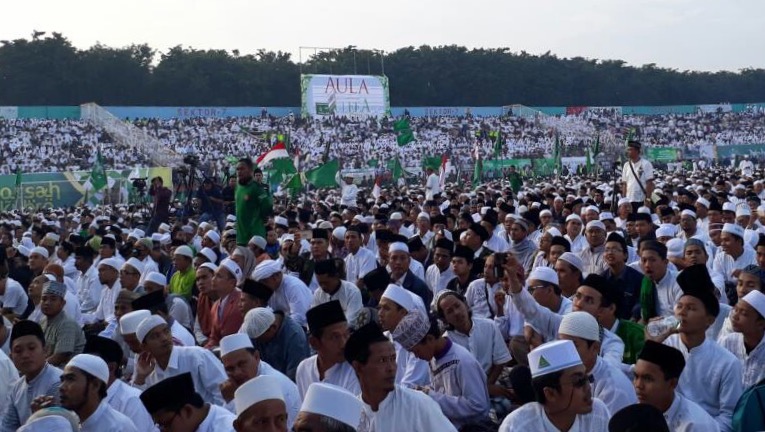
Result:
[136, 315, 167, 343]
[388, 242, 409, 254]
[120, 310, 151, 335]
[680, 209, 696, 219]
[585, 221, 605, 232]
[301, 383, 363, 429]
[696, 197, 710, 208]
[219, 258, 243, 284]
[666, 238, 685, 259]
[381, 284, 415, 311]
[332, 227, 347, 241]
[234, 375, 284, 415]
[274, 216, 289, 227]
[220, 333, 254, 357]
[98, 258, 121, 271]
[545, 227, 562, 238]
[742, 290, 765, 318]
[417, 212, 430, 221]
[617, 198, 631, 207]
[30, 246, 49, 259]
[66, 354, 109, 384]
[242, 307, 276, 339]
[158, 223, 171, 232]
[18, 412, 78, 432]
[723, 202, 737, 213]
[197, 247, 218, 263]
[528, 267, 559, 286]
[637, 206, 651, 215]
[722, 223, 745, 239]
[737, 206, 751, 217]
[539, 209, 552, 217]
[252, 260, 282, 281]
[123, 257, 144, 274]
[528, 340, 583, 378]
[557, 252, 584, 274]
[471, 213, 482, 223]
[159, 234, 171, 245]
[174, 245, 194, 258]
[131, 229, 146, 239]
[565, 214, 582, 223]
[390, 212, 403, 221]
[279, 234, 295, 245]
[199, 262, 218, 273]
[599, 212, 614, 221]
[585, 205, 600, 214]
[181, 225, 194, 234]
[205, 231, 221, 244]
[227, 214, 237, 222]
[199, 222, 211, 231]
[558, 311, 600, 342]
[144, 271, 167, 287]
[655, 224, 676, 238]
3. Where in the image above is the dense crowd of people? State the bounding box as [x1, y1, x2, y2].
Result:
[0, 134, 764, 431]
[2, 108, 765, 175]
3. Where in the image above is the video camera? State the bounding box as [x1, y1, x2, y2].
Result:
[183, 154, 200, 167]
[130, 177, 148, 191]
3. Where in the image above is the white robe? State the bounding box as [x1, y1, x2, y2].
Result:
[310, 280, 363, 324]
[446, 317, 512, 374]
[268, 274, 312, 328]
[385, 332, 430, 388]
[345, 247, 377, 283]
[719, 332, 765, 389]
[195, 404, 236, 432]
[590, 357, 637, 414]
[80, 400, 138, 432]
[296, 355, 361, 400]
[357, 385, 457, 432]
[105, 380, 156, 432]
[499, 398, 610, 432]
[664, 391, 720, 432]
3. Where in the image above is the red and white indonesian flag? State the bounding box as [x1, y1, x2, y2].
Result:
[256, 142, 289, 168]
[372, 176, 382, 199]
[439, 153, 451, 188]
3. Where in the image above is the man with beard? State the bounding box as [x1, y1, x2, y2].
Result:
[235, 158, 273, 246]
[59, 354, 138, 431]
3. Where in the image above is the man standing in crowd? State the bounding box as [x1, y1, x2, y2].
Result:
[148, 176, 172, 235]
[236, 157, 273, 246]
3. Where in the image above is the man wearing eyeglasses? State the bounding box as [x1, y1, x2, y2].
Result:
[499, 339, 610, 432]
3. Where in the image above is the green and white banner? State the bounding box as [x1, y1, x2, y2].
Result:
[300, 74, 391, 118]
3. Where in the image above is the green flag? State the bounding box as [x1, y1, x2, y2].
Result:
[391, 158, 404, 181]
[421, 156, 442, 171]
[305, 160, 340, 188]
[393, 118, 415, 146]
[472, 157, 483, 186]
[270, 158, 297, 176]
[285, 173, 303, 196]
[90, 148, 108, 191]
[367, 159, 379, 168]
[15, 168, 22, 187]
[585, 146, 592, 174]
[593, 133, 600, 157]
[493, 130, 503, 158]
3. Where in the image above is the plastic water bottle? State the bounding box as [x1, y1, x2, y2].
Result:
[647, 316, 680, 337]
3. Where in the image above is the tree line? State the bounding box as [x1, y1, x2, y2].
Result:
[1, 32, 764, 107]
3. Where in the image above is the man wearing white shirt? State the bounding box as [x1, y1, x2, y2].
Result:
[634, 340, 719, 432]
[344, 226, 376, 284]
[0, 271, 28, 318]
[425, 238, 455, 300]
[82, 258, 122, 331]
[311, 260, 362, 324]
[713, 223, 757, 300]
[621, 140, 654, 211]
[75, 246, 102, 315]
[296, 301, 360, 401]
[253, 260, 312, 329]
[336, 172, 358, 208]
[719, 290, 765, 389]
[424, 167, 440, 201]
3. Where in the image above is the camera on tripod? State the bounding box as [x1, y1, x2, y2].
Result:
[183, 154, 200, 166]
[131, 177, 148, 192]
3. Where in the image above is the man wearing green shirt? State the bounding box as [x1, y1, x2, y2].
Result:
[235, 158, 273, 246]
[168, 245, 196, 300]
[508, 165, 523, 194]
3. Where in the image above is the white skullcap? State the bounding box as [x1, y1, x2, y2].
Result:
[381, 284, 415, 311]
[98, 258, 121, 271]
[234, 375, 284, 415]
[301, 383, 363, 429]
[18, 415, 75, 432]
[227, 214, 237, 222]
[220, 333, 254, 357]
[318, 221, 333, 230]
[696, 197, 710, 208]
[617, 198, 631, 207]
[539, 209, 552, 217]
[417, 212, 430, 221]
[558, 311, 600, 342]
[136, 315, 167, 343]
[123, 257, 144, 274]
[332, 227, 347, 241]
[219, 258, 243, 284]
[252, 260, 282, 281]
[737, 206, 751, 217]
[388, 242, 409, 254]
[666, 238, 685, 259]
[159, 234, 171, 245]
[197, 247, 218, 263]
[742, 290, 765, 318]
[558, 252, 584, 274]
[390, 212, 403, 221]
[248, 236, 267, 250]
[637, 206, 651, 215]
[158, 223, 171, 232]
[723, 202, 737, 212]
[131, 229, 146, 239]
[181, 225, 194, 234]
[656, 224, 676, 238]
[585, 221, 605, 231]
[274, 216, 289, 227]
[144, 271, 166, 287]
[680, 209, 697, 219]
[722, 223, 745, 239]
[528, 340, 582, 378]
[199, 263, 218, 273]
[30, 246, 49, 259]
[199, 222, 211, 231]
[174, 245, 194, 258]
[546, 227, 562, 238]
[599, 212, 614, 221]
[279, 234, 295, 245]
[528, 267, 559, 286]
[565, 214, 582, 223]
[586, 205, 600, 214]
[119, 310, 151, 335]
[66, 354, 109, 384]
[242, 307, 276, 339]
[205, 231, 221, 244]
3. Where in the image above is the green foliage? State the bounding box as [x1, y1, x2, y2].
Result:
[1, 34, 764, 106]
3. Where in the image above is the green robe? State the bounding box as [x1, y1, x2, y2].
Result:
[235, 179, 273, 245]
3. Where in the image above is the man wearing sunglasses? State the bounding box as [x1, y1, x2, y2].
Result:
[499, 339, 610, 432]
